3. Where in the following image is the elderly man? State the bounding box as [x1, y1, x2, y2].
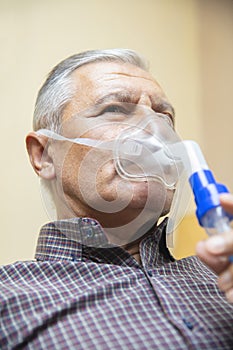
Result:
[1, 49, 233, 349]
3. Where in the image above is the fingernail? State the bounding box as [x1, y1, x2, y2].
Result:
[220, 193, 233, 202]
[206, 236, 225, 253]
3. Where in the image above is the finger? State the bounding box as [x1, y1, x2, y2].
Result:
[225, 288, 233, 304]
[204, 231, 233, 256]
[220, 193, 233, 214]
[196, 240, 229, 274]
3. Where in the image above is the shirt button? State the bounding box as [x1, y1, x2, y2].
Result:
[86, 229, 94, 238]
[71, 254, 77, 262]
[182, 318, 194, 330]
[147, 270, 153, 277]
[90, 220, 98, 226]
[82, 218, 89, 223]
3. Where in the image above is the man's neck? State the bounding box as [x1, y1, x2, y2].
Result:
[125, 242, 141, 264]
[121, 235, 146, 265]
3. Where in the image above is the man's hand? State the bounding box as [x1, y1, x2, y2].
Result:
[196, 194, 233, 303]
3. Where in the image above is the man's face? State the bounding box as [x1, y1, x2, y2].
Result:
[50, 61, 175, 234]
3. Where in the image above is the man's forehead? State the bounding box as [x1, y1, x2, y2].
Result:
[71, 61, 162, 93]
[64, 61, 173, 118]
[72, 60, 153, 80]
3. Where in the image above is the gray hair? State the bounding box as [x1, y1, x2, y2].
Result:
[33, 49, 149, 132]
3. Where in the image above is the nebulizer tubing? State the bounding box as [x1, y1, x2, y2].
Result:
[170, 140, 233, 263]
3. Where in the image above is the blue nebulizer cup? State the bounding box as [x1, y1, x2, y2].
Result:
[166, 140, 233, 262]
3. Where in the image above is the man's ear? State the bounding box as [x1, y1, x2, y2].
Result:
[26, 132, 56, 180]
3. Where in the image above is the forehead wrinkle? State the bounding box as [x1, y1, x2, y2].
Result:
[104, 71, 155, 82]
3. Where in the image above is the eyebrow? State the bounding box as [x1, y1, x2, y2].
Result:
[95, 92, 175, 119]
[95, 92, 136, 105]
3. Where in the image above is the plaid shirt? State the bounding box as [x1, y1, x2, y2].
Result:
[0, 218, 233, 349]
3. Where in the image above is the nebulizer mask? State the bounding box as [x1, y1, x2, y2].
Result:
[37, 102, 230, 248]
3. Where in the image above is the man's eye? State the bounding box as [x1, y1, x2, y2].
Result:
[101, 105, 129, 115]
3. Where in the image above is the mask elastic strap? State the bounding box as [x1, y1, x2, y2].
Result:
[36, 129, 113, 150]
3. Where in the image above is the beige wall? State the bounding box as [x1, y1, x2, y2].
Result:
[0, 0, 232, 265]
[173, 0, 233, 258]
[199, 0, 233, 189]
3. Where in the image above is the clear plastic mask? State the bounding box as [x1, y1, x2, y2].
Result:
[37, 102, 191, 247]
[113, 115, 182, 188]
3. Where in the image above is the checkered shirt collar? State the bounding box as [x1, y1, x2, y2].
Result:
[35, 217, 174, 268]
